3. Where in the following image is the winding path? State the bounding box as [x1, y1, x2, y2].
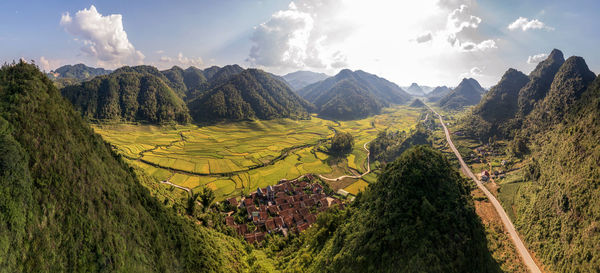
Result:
[426, 105, 542, 273]
[160, 180, 191, 193]
[318, 140, 372, 182]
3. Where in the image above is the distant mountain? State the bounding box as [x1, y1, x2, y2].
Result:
[62, 66, 191, 124]
[426, 86, 452, 102]
[0, 61, 248, 272]
[409, 98, 427, 108]
[204, 64, 244, 87]
[187, 68, 312, 123]
[405, 83, 425, 96]
[438, 78, 484, 110]
[283, 70, 329, 90]
[298, 69, 412, 120]
[49, 63, 111, 80]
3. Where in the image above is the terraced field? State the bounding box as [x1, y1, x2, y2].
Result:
[93, 106, 422, 200]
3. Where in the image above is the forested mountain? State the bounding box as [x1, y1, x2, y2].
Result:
[61, 65, 191, 124]
[369, 124, 432, 163]
[426, 85, 452, 102]
[205, 64, 244, 87]
[298, 69, 412, 120]
[405, 82, 425, 96]
[282, 70, 329, 90]
[0, 62, 249, 272]
[438, 78, 484, 110]
[48, 63, 111, 80]
[283, 146, 500, 272]
[187, 68, 312, 122]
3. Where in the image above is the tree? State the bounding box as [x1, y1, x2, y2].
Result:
[199, 187, 216, 212]
[187, 191, 200, 216]
[330, 131, 354, 155]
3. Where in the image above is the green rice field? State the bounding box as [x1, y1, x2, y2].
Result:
[93, 106, 422, 200]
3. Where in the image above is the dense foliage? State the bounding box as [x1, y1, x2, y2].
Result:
[61, 66, 191, 124]
[283, 146, 501, 273]
[298, 69, 412, 120]
[438, 78, 484, 110]
[369, 123, 432, 163]
[0, 62, 249, 272]
[330, 131, 354, 155]
[187, 68, 312, 123]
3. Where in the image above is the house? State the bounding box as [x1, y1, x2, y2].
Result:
[245, 233, 256, 244]
[255, 232, 265, 243]
[273, 216, 284, 228]
[266, 185, 275, 200]
[227, 197, 238, 208]
[237, 224, 247, 235]
[225, 216, 235, 227]
[243, 197, 254, 208]
[297, 223, 309, 232]
[265, 218, 276, 231]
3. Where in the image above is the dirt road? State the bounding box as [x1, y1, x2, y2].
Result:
[427, 105, 542, 273]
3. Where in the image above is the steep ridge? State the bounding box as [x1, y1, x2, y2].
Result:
[0, 62, 248, 272]
[187, 68, 311, 122]
[517, 49, 565, 117]
[406, 82, 425, 96]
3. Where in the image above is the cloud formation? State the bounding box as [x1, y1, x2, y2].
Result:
[415, 32, 433, 43]
[527, 53, 548, 64]
[508, 17, 554, 31]
[60, 5, 144, 68]
[247, 1, 350, 70]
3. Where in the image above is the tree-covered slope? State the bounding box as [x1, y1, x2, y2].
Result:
[61, 66, 191, 124]
[439, 78, 484, 110]
[284, 146, 500, 273]
[0, 62, 248, 272]
[187, 68, 311, 122]
[511, 75, 600, 273]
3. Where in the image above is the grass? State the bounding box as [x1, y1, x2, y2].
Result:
[94, 106, 421, 200]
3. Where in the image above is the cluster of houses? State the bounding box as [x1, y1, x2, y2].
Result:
[224, 175, 343, 244]
[480, 170, 506, 182]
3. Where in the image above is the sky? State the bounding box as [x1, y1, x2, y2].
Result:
[1, 0, 599, 87]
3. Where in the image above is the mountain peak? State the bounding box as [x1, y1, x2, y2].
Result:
[548, 49, 564, 61]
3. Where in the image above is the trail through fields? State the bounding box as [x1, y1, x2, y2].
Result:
[426, 105, 542, 273]
[318, 140, 371, 182]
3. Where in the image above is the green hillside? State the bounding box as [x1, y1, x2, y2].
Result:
[0, 62, 249, 272]
[283, 146, 500, 273]
[187, 68, 311, 123]
[61, 66, 191, 124]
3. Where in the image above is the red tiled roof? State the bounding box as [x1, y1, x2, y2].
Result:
[274, 216, 284, 228]
[244, 198, 254, 207]
[245, 233, 256, 244]
[227, 198, 238, 207]
[297, 223, 309, 232]
[283, 216, 294, 227]
[265, 219, 276, 231]
[259, 211, 268, 221]
[225, 216, 235, 227]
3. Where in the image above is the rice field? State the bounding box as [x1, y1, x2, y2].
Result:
[93, 105, 422, 200]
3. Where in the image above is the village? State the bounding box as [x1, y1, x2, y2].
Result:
[224, 174, 344, 244]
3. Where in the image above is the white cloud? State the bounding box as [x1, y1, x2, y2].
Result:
[60, 5, 144, 68]
[158, 52, 203, 68]
[38, 56, 63, 71]
[460, 39, 497, 52]
[508, 17, 553, 31]
[447, 5, 481, 33]
[460, 66, 483, 79]
[415, 32, 433, 43]
[527, 53, 548, 64]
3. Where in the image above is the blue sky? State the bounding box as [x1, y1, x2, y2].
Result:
[1, 0, 599, 87]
